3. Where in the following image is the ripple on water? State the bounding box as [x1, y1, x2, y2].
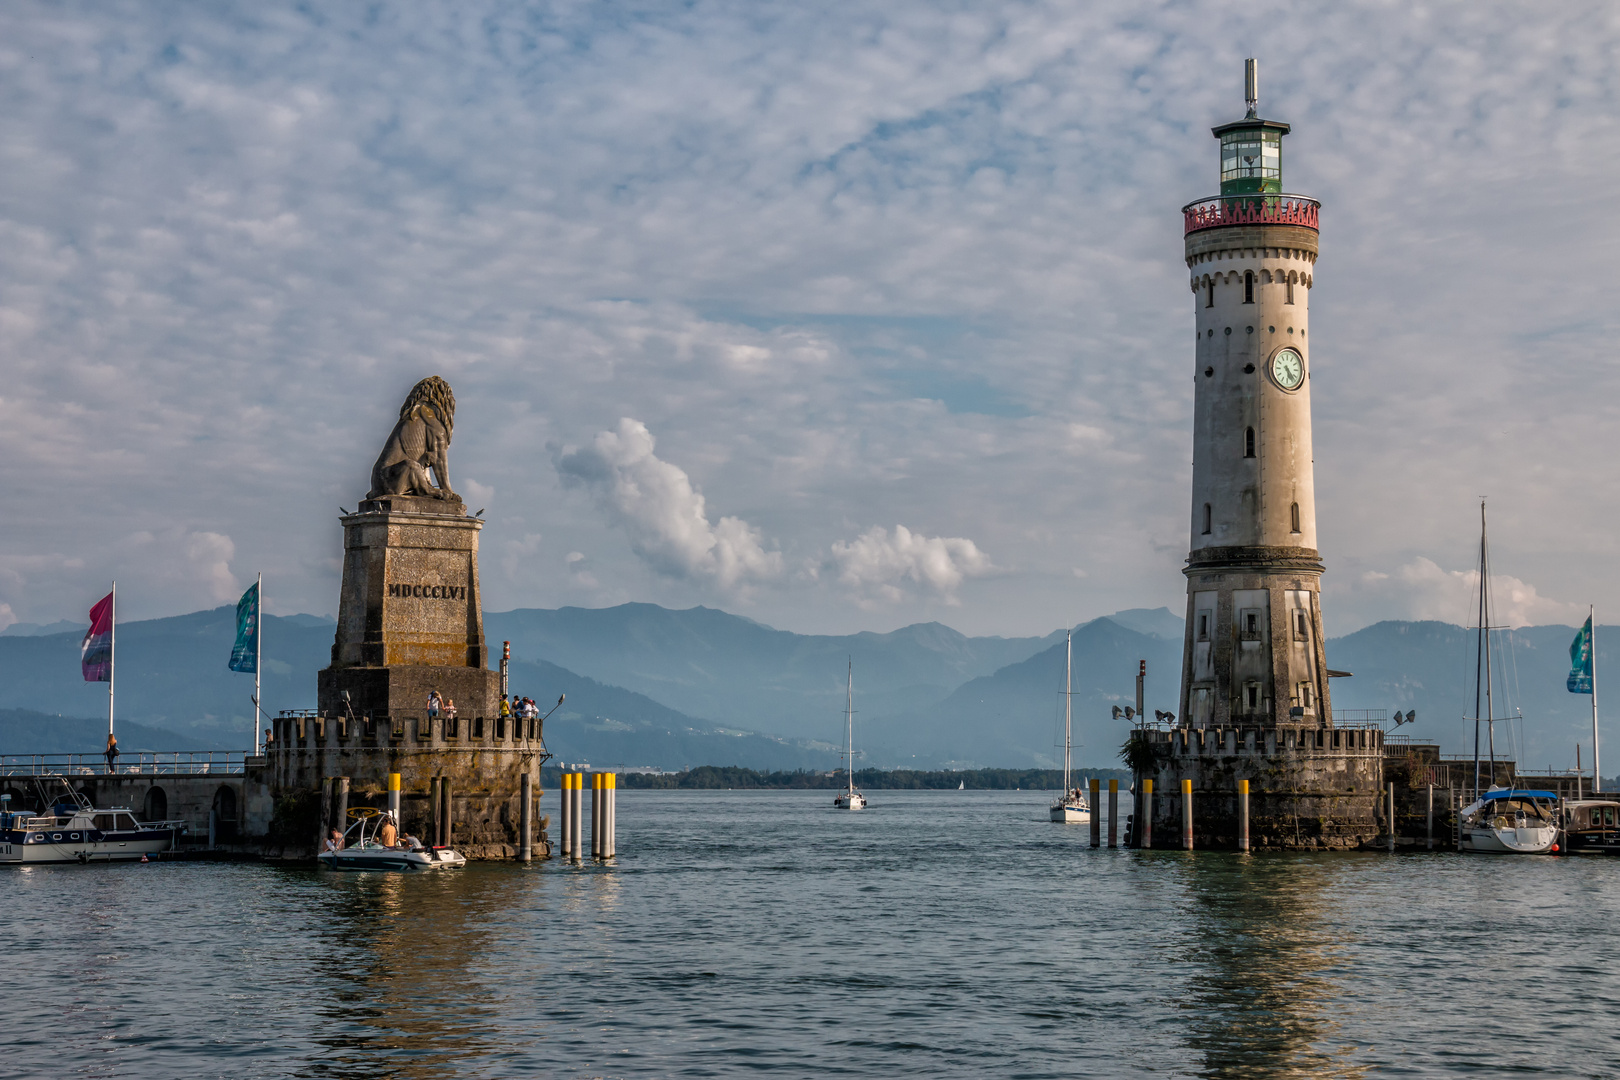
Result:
[6, 790, 1620, 1077]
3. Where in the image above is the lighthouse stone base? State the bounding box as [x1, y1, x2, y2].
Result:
[1139, 724, 1384, 849]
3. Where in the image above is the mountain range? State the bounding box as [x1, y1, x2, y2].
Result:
[0, 603, 1607, 772]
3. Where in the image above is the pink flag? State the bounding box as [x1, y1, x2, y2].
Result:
[81, 591, 113, 682]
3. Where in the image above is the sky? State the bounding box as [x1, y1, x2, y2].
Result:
[2, 1, 1618, 639]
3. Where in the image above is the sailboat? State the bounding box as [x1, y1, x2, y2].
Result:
[833, 660, 867, 810]
[1457, 501, 1558, 854]
[1050, 629, 1092, 824]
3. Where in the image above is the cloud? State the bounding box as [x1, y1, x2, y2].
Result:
[556, 419, 783, 591]
[1343, 557, 1584, 629]
[0, 603, 14, 632]
[828, 525, 993, 606]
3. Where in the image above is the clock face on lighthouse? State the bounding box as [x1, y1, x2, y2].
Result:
[1271, 347, 1304, 390]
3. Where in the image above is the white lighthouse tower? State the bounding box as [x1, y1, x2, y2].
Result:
[1179, 60, 1331, 731]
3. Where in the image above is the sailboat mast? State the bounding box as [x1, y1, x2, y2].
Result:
[1483, 505, 1497, 782]
[1473, 502, 1486, 797]
[846, 659, 854, 797]
[1063, 629, 1072, 795]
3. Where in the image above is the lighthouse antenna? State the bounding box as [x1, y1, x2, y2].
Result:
[1245, 58, 1258, 118]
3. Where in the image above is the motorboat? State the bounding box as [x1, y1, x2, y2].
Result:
[1049, 628, 1092, 824]
[1458, 789, 1559, 854]
[1560, 799, 1620, 854]
[0, 776, 186, 865]
[317, 807, 467, 871]
[833, 661, 867, 811]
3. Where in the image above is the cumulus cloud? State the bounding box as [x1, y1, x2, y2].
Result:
[828, 525, 994, 606]
[557, 419, 782, 591]
[1347, 558, 1584, 629]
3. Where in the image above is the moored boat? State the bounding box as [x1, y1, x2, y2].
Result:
[1458, 789, 1559, 854]
[833, 661, 867, 811]
[1560, 799, 1620, 854]
[0, 776, 185, 865]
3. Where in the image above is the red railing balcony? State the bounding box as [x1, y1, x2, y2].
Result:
[1183, 193, 1319, 235]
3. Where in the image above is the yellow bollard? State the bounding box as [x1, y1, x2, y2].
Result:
[1182, 778, 1194, 850]
[1238, 779, 1250, 852]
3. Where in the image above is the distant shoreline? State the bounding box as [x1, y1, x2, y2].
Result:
[544, 764, 1133, 790]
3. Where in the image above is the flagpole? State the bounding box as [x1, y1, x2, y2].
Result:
[109, 580, 116, 739]
[1593, 604, 1601, 794]
[254, 572, 262, 757]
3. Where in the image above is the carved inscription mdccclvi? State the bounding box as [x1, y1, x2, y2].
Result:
[388, 583, 467, 600]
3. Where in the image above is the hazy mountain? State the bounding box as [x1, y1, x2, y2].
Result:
[1323, 620, 1612, 775]
[485, 603, 1062, 735]
[0, 709, 215, 755]
[864, 617, 1186, 769]
[1, 619, 88, 637]
[510, 657, 839, 771]
[0, 600, 1601, 771]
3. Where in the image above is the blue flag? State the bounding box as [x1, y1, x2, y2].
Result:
[229, 581, 258, 674]
[1568, 615, 1593, 694]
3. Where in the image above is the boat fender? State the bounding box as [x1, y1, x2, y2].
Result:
[1551, 843, 1560, 854]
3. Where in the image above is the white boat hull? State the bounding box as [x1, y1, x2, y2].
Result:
[1461, 825, 1557, 854]
[1049, 803, 1091, 824]
[0, 828, 179, 864]
[833, 792, 866, 810]
[317, 846, 468, 871]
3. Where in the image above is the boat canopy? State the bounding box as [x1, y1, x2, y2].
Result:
[1480, 789, 1557, 802]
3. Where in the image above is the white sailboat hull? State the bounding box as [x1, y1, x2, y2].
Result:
[833, 792, 866, 810]
[1461, 824, 1557, 855]
[1049, 800, 1090, 824]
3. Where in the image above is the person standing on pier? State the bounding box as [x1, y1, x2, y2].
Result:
[104, 732, 119, 772]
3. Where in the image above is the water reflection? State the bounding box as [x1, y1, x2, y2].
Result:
[300, 866, 535, 1078]
[1170, 852, 1368, 1080]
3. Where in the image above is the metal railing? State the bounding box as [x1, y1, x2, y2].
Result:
[0, 752, 249, 777]
[1334, 709, 1387, 724]
[1183, 193, 1320, 235]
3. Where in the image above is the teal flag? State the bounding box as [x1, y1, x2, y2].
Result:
[229, 581, 259, 673]
[1568, 616, 1593, 694]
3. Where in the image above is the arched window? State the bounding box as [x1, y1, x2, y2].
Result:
[1290, 502, 1301, 533]
[1202, 503, 1212, 535]
[143, 787, 168, 822]
[1244, 427, 1256, 458]
[1243, 271, 1254, 304]
[1285, 279, 1295, 305]
[1206, 281, 1214, 308]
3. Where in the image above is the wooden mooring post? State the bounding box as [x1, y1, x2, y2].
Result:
[1426, 784, 1435, 851]
[1181, 778, 1194, 851]
[603, 772, 616, 859]
[1387, 782, 1396, 854]
[519, 771, 533, 862]
[1140, 779, 1153, 849]
[1107, 779, 1118, 848]
[1237, 779, 1250, 852]
[1089, 778, 1101, 848]
[591, 772, 603, 859]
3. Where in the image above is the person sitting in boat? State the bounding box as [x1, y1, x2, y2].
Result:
[399, 831, 424, 852]
[323, 828, 343, 853]
[377, 812, 398, 848]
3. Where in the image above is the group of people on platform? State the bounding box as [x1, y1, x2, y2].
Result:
[501, 695, 543, 726]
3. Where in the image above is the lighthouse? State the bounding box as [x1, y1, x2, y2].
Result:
[1133, 62, 1383, 850]
[1179, 59, 1329, 731]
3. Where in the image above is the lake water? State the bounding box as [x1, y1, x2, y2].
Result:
[7, 788, 1620, 1078]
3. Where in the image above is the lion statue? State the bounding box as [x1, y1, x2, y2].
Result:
[367, 376, 459, 501]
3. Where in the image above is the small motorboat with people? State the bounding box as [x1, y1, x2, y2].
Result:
[0, 776, 186, 865]
[1458, 789, 1560, 854]
[317, 807, 467, 872]
[1559, 799, 1620, 855]
[1050, 629, 1092, 824]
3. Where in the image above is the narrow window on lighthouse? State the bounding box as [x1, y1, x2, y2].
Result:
[1290, 501, 1301, 533]
[1206, 281, 1215, 307]
[1244, 427, 1256, 458]
[1243, 271, 1254, 304]
[1285, 279, 1295, 305]
[1202, 503, 1212, 534]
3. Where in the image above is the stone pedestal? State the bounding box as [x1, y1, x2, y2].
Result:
[318, 495, 500, 721]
